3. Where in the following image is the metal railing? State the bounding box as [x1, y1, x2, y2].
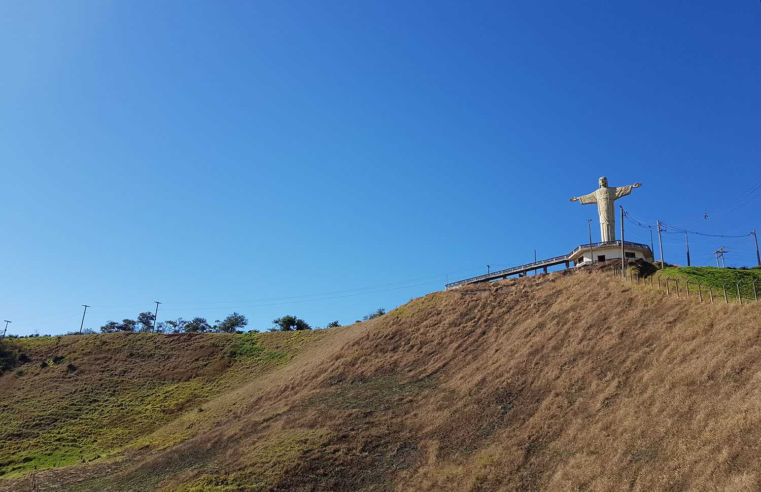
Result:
[567, 240, 653, 259]
[447, 240, 653, 289]
[446, 254, 570, 289]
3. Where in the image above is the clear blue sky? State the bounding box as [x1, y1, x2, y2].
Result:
[2, 1, 759, 336]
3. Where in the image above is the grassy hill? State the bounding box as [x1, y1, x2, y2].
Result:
[660, 266, 761, 301]
[0, 331, 326, 479]
[2, 268, 761, 491]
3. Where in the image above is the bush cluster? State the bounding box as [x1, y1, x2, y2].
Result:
[100, 312, 249, 334]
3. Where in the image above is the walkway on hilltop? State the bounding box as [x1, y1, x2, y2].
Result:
[445, 240, 653, 289]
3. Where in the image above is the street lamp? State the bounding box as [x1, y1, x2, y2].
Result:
[587, 219, 594, 265]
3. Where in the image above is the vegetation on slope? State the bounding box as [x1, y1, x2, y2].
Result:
[0, 330, 325, 479]
[660, 266, 761, 300]
[3, 269, 761, 491]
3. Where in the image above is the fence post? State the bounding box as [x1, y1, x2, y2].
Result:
[754, 279, 758, 302]
[737, 282, 743, 305]
[666, 277, 670, 295]
[675, 278, 680, 298]
[657, 275, 661, 289]
[698, 282, 703, 303]
[710, 285, 714, 304]
[724, 284, 728, 304]
[686, 280, 690, 297]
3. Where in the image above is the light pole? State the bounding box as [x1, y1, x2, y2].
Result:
[2, 320, 10, 338]
[587, 218, 594, 265]
[79, 305, 90, 334]
[487, 265, 490, 274]
[657, 220, 665, 269]
[153, 301, 162, 332]
[620, 206, 626, 274]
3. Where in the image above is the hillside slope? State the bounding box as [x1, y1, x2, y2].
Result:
[660, 266, 761, 301]
[3, 268, 761, 491]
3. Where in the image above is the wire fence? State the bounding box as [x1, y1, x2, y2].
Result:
[611, 267, 760, 305]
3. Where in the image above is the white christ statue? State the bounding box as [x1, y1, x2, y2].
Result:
[570, 176, 641, 242]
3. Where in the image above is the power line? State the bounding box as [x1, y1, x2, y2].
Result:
[93, 265, 493, 309]
[159, 278, 446, 314]
[6, 264, 494, 332]
[624, 212, 752, 238]
[683, 179, 761, 227]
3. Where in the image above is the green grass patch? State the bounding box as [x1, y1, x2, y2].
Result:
[0, 377, 217, 478]
[0, 331, 326, 479]
[659, 266, 761, 300]
[225, 333, 289, 364]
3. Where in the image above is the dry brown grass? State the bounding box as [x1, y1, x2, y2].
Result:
[3, 269, 761, 491]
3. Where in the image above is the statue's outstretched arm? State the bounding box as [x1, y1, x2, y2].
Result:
[571, 191, 597, 205]
[615, 183, 641, 199]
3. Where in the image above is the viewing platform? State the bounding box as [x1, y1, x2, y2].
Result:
[445, 241, 653, 289]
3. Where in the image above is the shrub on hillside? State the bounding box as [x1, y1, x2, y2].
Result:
[363, 308, 386, 321]
[217, 312, 248, 333]
[165, 318, 189, 333]
[0, 341, 19, 375]
[185, 317, 212, 333]
[100, 319, 138, 333]
[137, 312, 156, 332]
[272, 315, 311, 331]
[326, 320, 341, 328]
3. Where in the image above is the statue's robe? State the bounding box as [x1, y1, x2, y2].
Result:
[577, 185, 635, 242]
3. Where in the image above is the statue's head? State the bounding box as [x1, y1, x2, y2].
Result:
[598, 176, 608, 188]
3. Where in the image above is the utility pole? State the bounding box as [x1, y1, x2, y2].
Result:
[153, 301, 161, 332]
[650, 229, 654, 254]
[588, 218, 594, 265]
[714, 247, 728, 268]
[620, 206, 626, 274]
[657, 220, 665, 269]
[79, 305, 90, 334]
[753, 229, 760, 267]
[487, 264, 490, 274]
[2, 320, 10, 338]
[685, 232, 691, 267]
[533, 250, 537, 275]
